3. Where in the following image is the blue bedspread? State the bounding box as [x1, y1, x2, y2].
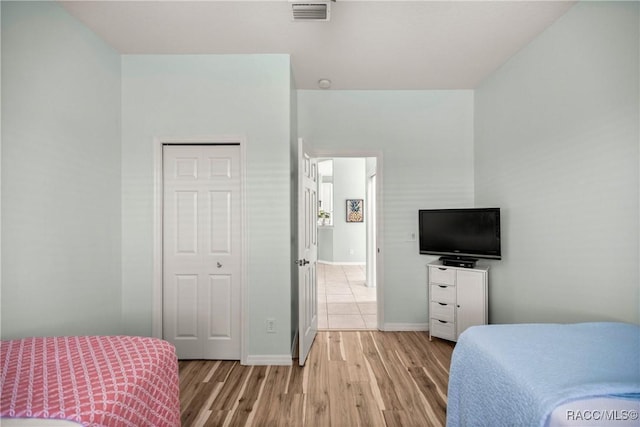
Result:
[446, 322, 640, 427]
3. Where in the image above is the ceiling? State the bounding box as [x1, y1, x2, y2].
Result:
[59, 0, 576, 90]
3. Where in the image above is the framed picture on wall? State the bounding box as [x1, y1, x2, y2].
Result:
[346, 199, 364, 223]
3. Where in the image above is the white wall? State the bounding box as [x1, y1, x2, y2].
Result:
[331, 158, 367, 263]
[475, 1, 639, 324]
[121, 55, 293, 357]
[298, 90, 474, 327]
[1, 1, 122, 338]
[317, 158, 367, 264]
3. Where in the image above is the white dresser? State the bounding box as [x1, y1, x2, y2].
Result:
[427, 261, 488, 342]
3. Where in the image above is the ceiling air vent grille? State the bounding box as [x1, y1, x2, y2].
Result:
[291, 2, 331, 21]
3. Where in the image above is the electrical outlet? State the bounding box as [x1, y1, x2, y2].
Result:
[266, 318, 276, 333]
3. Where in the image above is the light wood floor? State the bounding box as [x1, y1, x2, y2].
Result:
[179, 331, 455, 427]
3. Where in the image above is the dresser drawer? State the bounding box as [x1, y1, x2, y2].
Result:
[429, 267, 455, 286]
[430, 284, 456, 304]
[430, 319, 456, 341]
[430, 301, 455, 322]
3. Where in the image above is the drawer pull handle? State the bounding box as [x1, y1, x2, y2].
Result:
[438, 267, 447, 271]
[438, 302, 447, 306]
[438, 320, 447, 324]
[438, 285, 447, 288]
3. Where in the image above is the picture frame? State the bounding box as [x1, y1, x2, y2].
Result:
[346, 199, 364, 223]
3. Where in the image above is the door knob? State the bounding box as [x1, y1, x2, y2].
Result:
[217, 262, 222, 268]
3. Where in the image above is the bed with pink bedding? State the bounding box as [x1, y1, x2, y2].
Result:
[0, 335, 180, 427]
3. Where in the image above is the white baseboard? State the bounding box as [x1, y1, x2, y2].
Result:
[244, 354, 292, 366]
[381, 323, 429, 332]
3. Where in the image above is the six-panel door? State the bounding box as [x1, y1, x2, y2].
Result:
[163, 145, 241, 360]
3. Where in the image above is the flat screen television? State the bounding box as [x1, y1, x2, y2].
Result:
[418, 208, 501, 260]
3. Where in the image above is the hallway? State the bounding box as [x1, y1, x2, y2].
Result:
[317, 263, 377, 330]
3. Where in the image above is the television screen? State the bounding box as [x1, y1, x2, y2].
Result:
[418, 208, 501, 260]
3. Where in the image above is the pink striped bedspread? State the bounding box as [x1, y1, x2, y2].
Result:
[0, 336, 180, 426]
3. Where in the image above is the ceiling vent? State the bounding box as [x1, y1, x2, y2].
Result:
[291, 1, 331, 22]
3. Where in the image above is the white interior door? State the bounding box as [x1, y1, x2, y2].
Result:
[163, 144, 241, 360]
[298, 138, 318, 366]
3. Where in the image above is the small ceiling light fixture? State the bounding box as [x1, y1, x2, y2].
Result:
[318, 78, 332, 89]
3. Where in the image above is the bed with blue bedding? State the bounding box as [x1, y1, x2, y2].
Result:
[446, 322, 640, 427]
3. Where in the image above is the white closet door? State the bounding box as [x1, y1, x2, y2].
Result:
[163, 145, 241, 360]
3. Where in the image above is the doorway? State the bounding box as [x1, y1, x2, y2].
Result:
[316, 156, 380, 330]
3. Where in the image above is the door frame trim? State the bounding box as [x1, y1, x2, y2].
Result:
[310, 148, 384, 329]
[152, 136, 248, 363]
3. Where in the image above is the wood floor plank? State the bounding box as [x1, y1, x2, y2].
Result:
[249, 365, 291, 426]
[392, 332, 452, 396]
[428, 336, 457, 372]
[374, 332, 435, 426]
[203, 410, 229, 427]
[209, 361, 236, 384]
[179, 331, 454, 427]
[305, 333, 331, 427]
[352, 382, 386, 427]
[408, 366, 447, 424]
[210, 363, 252, 412]
[280, 393, 305, 427]
[417, 336, 453, 393]
[227, 366, 267, 427]
[327, 331, 345, 361]
[382, 409, 417, 427]
[287, 363, 305, 395]
[359, 331, 404, 411]
[179, 361, 219, 424]
[181, 381, 218, 427]
[343, 331, 370, 383]
[179, 360, 217, 396]
[328, 361, 359, 427]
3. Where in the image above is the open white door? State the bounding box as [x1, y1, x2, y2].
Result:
[297, 138, 318, 366]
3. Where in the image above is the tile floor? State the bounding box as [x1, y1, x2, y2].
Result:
[317, 263, 377, 330]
